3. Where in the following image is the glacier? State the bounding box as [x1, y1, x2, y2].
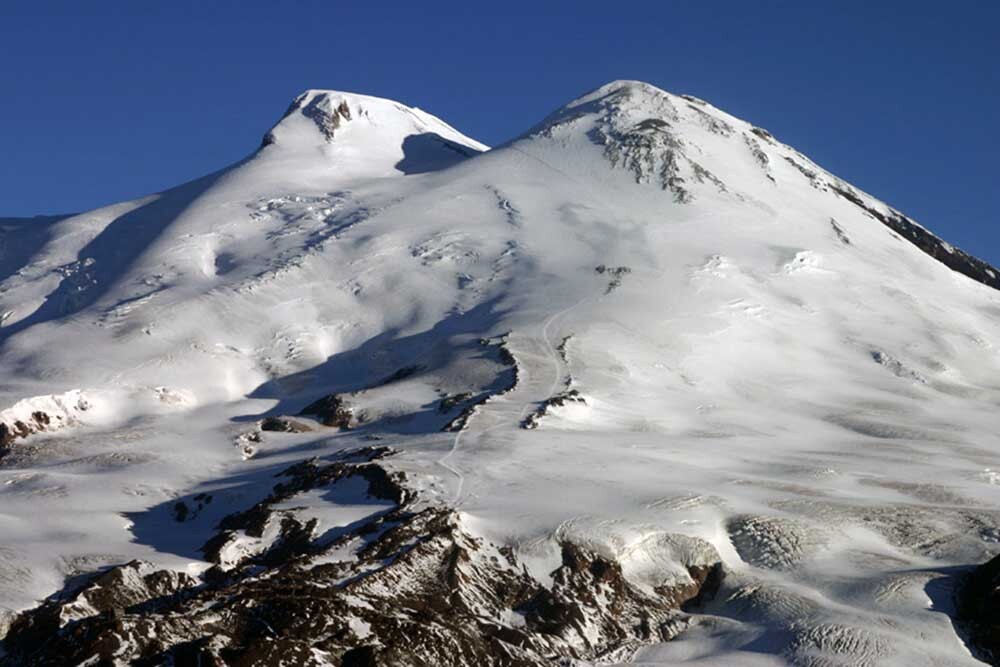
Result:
[1, 81, 999, 665]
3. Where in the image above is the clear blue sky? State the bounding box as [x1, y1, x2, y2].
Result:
[2, 1, 997, 264]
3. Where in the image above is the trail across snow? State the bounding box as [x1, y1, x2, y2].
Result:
[438, 424, 467, 505]
[439, 296, 589, 506]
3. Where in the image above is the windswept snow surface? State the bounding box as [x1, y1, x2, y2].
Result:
[2, 81, 1000, 664]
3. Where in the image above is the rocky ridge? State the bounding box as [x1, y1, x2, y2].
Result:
[1, 447, 723, 666]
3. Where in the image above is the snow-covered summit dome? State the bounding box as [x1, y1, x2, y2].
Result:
[260, 89, 488, 176]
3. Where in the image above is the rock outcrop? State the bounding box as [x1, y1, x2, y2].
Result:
[298, 393, 356, 429]
[521, 389, 586, 430]
[259, 416, 313, 433]
[0, 390, 91, 462]
[2, 447, 723, 666]
[958, 553, 1000, 664]
[829, 184, 1000, 291]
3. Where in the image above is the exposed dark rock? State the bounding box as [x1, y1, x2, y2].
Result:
[691, 162, 727, 193]
[829, 184, 1000, 291]
[784, 156, 824, 189]
[595, 265, 632, 294]
[522, 389, 586, 430]
[556, 335, 572, 363]
[341, 645, 378, 667]
[443, 336, 519, 432]
[234, 429, 262, 460]
[2, 560, 197, 666]
[0, 423, 17, 450]
[678, 562, 726, 611]
[298, 393, 355, 429]
[871, 350, 927, 384]
[173, 501, 189, 522]
[173, 493, 214, 523]
[259, 416, 313, 433]
[302, 95, 352, 142]
[830, 217, 851, 245]
[635, 118, 670, 132]
[688, 105, 733, 136]
[264, 93, 353, 147]
[596, 117, 691, 203]
[958, 553, 1000, 664]
[438, 392, 473, 414]
[496, 343, 517, 368]
[743, 133, 774, 182]
[442, 398, 486, 433]
[547, 86, 697, 202]
[2, 447, 722, 666]
[0, 411, 54, 461]
[750, 126, 776, 144]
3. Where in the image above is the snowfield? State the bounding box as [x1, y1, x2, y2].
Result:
[1, 81, 999, 665]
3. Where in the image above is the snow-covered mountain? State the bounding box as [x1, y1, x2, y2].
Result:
[2, 81, 1000, 666]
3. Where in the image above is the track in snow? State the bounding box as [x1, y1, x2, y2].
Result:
[439, 296, 588, 505]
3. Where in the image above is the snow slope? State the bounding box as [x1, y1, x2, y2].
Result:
[1, 81, 999, 665]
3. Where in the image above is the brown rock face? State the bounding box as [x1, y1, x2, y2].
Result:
[259, 416, 313, 433]
[298, 394, 355, 429]
[0, 411, 53, 461]
[2, 560, 197, 665]
[1, 447, 723, 666]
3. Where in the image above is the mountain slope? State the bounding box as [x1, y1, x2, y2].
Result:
[1, 81, 999, 666]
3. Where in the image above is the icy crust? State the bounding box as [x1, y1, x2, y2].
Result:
[1, 447, 723, 666]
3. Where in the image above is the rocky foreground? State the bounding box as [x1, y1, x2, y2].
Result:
[959, 554, 1000, 666]
[1, 445, 723, 666]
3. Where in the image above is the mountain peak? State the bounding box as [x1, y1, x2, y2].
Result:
[260, 89, 487, 176]
[3, 80, 1000, 667]
[531, 80, 680, 132]
[515, 81, 1000, 289]
[524, 80, 733, 203]
[566, 79, 673, 107]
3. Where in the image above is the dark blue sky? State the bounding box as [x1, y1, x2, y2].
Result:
[2, 1, 997, 264]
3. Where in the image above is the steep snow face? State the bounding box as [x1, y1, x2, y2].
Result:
[1, 81, 999, 665]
